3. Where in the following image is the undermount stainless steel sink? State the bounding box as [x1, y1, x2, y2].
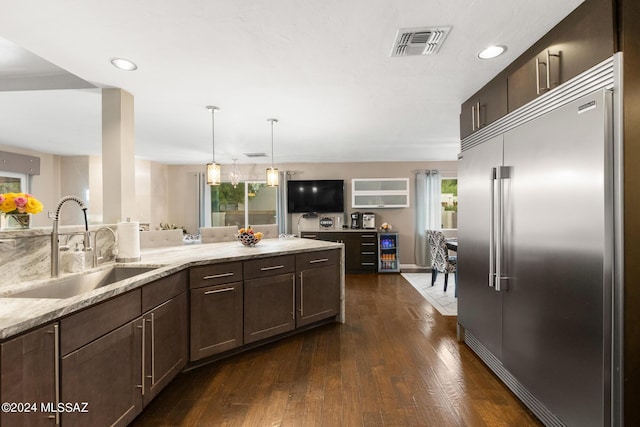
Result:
[8, 266, 158, 299]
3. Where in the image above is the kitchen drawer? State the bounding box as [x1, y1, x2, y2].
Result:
[142, 270, 187, 312]
[243, 255, 295, 280]
[360, 237, 377, 251]
[359, 260, 377, 271]
[190, 261, 243, 289]
[60, 289, 141, 355]
[296, 249, 339, 269]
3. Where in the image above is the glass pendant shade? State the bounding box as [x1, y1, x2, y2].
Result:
[206, 105, 220, 186]
[266, 118, 279, 187]
[206, 162, 221, 185]
[266, 167, 279, 187]
[229, 159, 241, 187]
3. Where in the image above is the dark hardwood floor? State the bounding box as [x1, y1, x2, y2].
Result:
[131, 273, 542, 427]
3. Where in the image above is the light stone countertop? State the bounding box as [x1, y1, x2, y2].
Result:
[0, 237, 343, 340]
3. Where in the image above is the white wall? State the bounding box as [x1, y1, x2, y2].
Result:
[0, 143, 60, 228]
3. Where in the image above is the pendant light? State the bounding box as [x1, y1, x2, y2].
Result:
[229, 158, 241, 188]
[266, 118, 279, 187]
[206, 105, 221, 185]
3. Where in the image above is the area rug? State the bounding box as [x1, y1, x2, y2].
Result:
[401, 272, 457, 316]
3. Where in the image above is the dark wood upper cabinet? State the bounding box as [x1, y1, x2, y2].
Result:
[460, 74, 508, 139]
[461, 0, 615, 138]
[506, 0, 615, 112]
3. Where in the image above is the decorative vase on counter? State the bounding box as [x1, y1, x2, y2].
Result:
[0, 213, 30, 230]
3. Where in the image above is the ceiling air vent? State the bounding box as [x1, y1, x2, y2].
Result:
[391, 26, 451, 57]
[244, 152, 268, 158]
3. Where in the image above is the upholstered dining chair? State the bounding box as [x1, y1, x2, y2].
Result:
[426, 230, 457, 296]
[139, 229, 184, 249]
[200, 225, 239, 243]
[250, 224, 279, 239]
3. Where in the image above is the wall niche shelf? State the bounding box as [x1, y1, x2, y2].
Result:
[351, 178, 409, 208]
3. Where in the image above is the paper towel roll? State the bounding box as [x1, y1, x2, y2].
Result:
[116, 220, 141, 262]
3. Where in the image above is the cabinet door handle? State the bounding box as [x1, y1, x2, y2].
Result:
[471, 104, 476, 131]
[48, 324, 60, 425]
[138, 319, 145, 396]
[261, 265, 285, 271]
[536, 50, 560, 95]
[203, 272, 234, 280]
[309, 258, 328, 264]
[536, 55, 546, 95]
[476, 102, 481, 129]
[291, 274, 296, 320]
[299, 272, 304, 317]
[204, 287, 235, 295]
[146, 314, 155, 385]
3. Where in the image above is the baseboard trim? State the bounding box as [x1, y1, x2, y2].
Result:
[399, 264, 429, 273]
[464, 331, 564, 427]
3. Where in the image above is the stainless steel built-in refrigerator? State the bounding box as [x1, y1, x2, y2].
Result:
[458, 57, 620, 427]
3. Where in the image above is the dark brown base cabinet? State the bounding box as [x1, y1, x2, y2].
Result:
[60, 272, 188, 427]
[296, 251, 340, 328]
[189, 262, 244, 361]
[0, 323, 58, 427]
[244, 273, 296, 344]
[61, 318, 143, 427]
[142, 292, 188, 405]
[190, 282, 243, 360]
[301, 231, 376, 273]
[0, 248, 342, 426]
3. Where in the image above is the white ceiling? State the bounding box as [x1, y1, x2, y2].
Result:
[0, 0, 585, 165]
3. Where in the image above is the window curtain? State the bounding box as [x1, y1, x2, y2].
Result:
[275, 171, 289, 234]
[196, 172, 211, 229]
[414, 170, 441, 267]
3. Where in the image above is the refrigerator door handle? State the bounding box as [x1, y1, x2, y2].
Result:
[496, 166, 511, 291]
[489, 167, 497, 287]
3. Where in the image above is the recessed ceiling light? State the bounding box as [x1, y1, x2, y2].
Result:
[110, 58, 138, 71]
[477, 45, 506, 59]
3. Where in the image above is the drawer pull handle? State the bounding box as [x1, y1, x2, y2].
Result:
[362, 235, 376, 238]
[362, 262, 376, 266]
[261, 265, 285, 271]
[204, 287, 234, 295]
[362, 243, 376, 246]
[204, 272, 235, 279]
[309, 258, 329, 264]
[304, 234, 317, 238]
[362, 251, 376, 255]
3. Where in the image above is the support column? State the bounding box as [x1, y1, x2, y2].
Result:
[102, 88, 136, 223]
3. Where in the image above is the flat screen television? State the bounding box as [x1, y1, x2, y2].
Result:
[287, 179, 344, 213]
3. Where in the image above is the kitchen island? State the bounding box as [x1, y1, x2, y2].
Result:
[0, 237, 344, 339]
[0, 237, 344, 427]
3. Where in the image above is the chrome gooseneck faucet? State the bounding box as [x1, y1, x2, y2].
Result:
[50, 195, 92, 277]
[92, 226, 117, 268]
